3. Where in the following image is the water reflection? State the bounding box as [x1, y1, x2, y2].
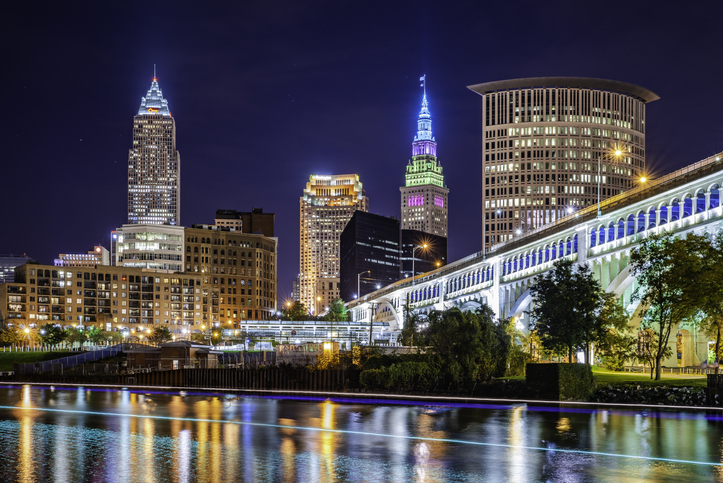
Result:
[0, 387, 721, 482]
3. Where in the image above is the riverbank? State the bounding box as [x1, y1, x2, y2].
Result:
[1, 381, 721, 411]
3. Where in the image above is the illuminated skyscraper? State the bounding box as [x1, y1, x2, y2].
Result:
[127, 72, 181, 225]
[400, 77, 449, 237]
[468, 77, 658, 249]
[299, 174, 368, 314]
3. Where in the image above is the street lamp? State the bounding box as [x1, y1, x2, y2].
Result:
[357, 270, 371, 300]
[597, 146, 626, 218]
[411, 244, 428, 286]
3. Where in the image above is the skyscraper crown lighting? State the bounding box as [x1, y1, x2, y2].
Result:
[137, 78, 171, 117]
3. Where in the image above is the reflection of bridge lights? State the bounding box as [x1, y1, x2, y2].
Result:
[3, 405, 721, 467]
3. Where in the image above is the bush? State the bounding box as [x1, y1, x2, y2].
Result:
[360, 367, 391, 389]
[388, 361, 433, 391]
[526, 363, 596, 401]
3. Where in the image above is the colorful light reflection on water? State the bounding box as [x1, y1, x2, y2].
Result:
[0, 385, 723, 481]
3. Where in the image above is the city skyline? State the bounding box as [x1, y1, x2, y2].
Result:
[3, 2, 723, 300]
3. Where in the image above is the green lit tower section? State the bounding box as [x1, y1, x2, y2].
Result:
[400, 79, 449, 237]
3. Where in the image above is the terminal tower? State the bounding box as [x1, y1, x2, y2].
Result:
[400, 77, 449, 237]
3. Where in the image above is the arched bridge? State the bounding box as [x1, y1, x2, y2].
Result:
[350, 151, 723, 366]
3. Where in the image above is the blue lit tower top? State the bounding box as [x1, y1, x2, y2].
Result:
[400, 75, 448, 238]
[412, 77, 436, 157]
[137, 73, 171, 117]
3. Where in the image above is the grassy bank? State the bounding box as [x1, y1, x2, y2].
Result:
[591, 367, 706, 388]
[500, 366, 707, 388]
[0, 352, 70, 372]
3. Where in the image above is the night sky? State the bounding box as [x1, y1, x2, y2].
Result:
[3, 1, 723, 297]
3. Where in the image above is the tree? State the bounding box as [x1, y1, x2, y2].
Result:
[322, 298, 349, 322]
[104, 331, 124, 344]
[630, 233, 697, 380]
[399, 305, 424, 347]
[595, 294, 638, 370]
[64, 328, 87, 345]
[39, 324, 66, 346]
[0, 328, 21, 347]
[85, 326, 106, 344]
[424, 306, 507, 391]
[148, 326, 173, 344]
[679, 232, 723, 373]
[529, 258, 605, 363]
[283, 301, 309, 321]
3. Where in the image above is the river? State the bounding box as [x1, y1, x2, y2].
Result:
[0, 385, 721, 482]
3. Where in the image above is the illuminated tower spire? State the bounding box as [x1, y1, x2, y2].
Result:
[412, 76, 437, 156]
[400, 76, 448, 239]
[127, 69, 180, 225]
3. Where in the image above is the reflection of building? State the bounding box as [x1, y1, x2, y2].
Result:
[468, 77, 658, 248]
[299, 174, 368, 314]
[115, 224, 184, 272]
[400, 81, 449, 237]
[55, 246, 109, 267]
[127, 73, 181, 225]
[400, 229, 447, 279]
[0, 255, 34, 284]
[214, 208, 275, 237]
[340, 212, 400, 302]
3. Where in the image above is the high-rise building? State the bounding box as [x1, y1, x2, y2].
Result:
[127, 73, 181, 225]
[400, 229, 447, 279]
[214, 208, 275, 237]
[0, 255, 34, 284]
[299, 174, 368, 314]
[55, 246, 110, 267]
[340, 212, 400, 302]
[468, 77, 658, 249]
[400, 78, 449, 237]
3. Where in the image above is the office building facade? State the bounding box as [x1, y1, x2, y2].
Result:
[0, 255, 34, 284]
[468, 77, 658, 248]
[184, 225, 278, 322]
[115, 224, 185, 272]
[339, 212, 400, 302]
[299, 174, 368, 314]
[400, 88, 449, 237]
[127, 74, 181, 225]
[214, 208, 275, 237]
[55, 246, 110, 267]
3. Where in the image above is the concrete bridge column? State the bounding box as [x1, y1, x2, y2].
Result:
[600, 256, 611, 291]
[576, 225, 588, 264]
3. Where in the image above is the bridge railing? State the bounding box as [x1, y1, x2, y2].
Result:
[350, 150, 723, 310]
[488, 150, 723, 255]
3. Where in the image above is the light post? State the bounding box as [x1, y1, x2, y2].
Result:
[597, 147, 625, 218]
[411, 244, 428, 286]
[357, 270, 371, 300]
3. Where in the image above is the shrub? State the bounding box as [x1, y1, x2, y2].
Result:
[526, 363, 596, 401]
[388, 361, 433, 391]
[360, 367, 391, 389]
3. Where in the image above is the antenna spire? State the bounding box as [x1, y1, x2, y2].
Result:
[419, 74, 426, 97]
[153, 64, 157, 81]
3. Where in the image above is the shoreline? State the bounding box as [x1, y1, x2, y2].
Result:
[0, 381, 720, 412]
